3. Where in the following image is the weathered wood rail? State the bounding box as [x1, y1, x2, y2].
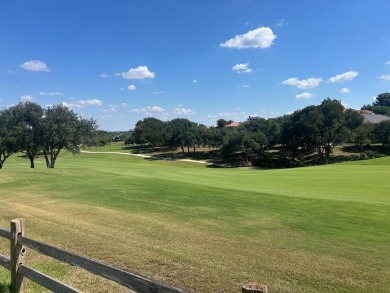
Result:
[0, 219, 186, 293]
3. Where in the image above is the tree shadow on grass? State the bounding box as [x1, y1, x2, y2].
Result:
[0, 282, 10, 293]
[341, 144, 389, 155]
[126, 145, 178, 154]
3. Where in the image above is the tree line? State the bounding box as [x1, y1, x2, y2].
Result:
[0, 101, 97, 169]
[2, 94, 390, 169]
[129, 95, 390, 166]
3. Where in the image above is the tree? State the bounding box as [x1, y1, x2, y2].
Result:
[372, 120, 390, 147]
[8, 102, 44, 168]
[42, 104, 97, 168]
[344, 109, 364, 130]
[280, 99, 362, 164]
[164, 118, 193, 153]
[281, 106, 321, 160]
[92, 130, 113, 146]
[132, 117, 166, 147]
[354, 124, 374, 151]
[192, 124, 209, 153]
[206, 127, 226, 149]
[221, 128, 263, 164]
[216, 119, 233, 128]
[241, 117, 281, 155]
[316, 98, 346, 163]
[361, 93, 390, 116]
[0, 109, 17, 169]
[373, 93, 390, 107]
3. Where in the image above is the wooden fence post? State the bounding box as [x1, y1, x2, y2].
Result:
[10, 218, 26, 293]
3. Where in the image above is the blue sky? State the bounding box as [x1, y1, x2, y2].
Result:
[1, 0, 389, 131]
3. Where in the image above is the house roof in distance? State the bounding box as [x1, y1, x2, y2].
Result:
[225, 122, 241, 127]
[363, 114, 390, 124]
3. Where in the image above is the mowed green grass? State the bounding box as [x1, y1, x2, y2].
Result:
[0, 151, 389, 292]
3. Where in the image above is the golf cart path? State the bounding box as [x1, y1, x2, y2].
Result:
[81, 151, 229, 167]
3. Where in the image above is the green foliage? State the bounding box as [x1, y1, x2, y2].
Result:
[361, 92, 390, 116]
[205, 127, 226, 148]
[216, 118, 233, 128]
[42, 104, 97, 168]
[241, 117, 281, 155]
[164, 118, 192, 152]
[281, 99, 363, 164]
[354, 123, 374, 150]
[7, 101, 45, 168]
[0, 109, 17, 168]
[132, 117, 166, 146]
[373, 92, 390, 107]
[372, 120, 390, 146]
[93, 130, 113, 146]
[0, 102, 97, 169]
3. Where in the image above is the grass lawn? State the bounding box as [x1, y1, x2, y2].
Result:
[0, 150, 389, 292]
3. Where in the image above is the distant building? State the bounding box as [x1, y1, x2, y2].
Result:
[362, 114, 390, 124]
[248, 116, 261, 120]
[225, 122, 241, 128]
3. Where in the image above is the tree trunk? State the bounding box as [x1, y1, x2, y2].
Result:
[193, 146, 196, 154]
[29, 156, 35, 169]
[324, 146, 332, 164]
[0, 155, 4, 169]
[49, 149, 59, 168]
[43, 151, 50, 168]
[0, 153, 10, 169]
[187, 145, 190, 153]
[49, 158, 56, 168]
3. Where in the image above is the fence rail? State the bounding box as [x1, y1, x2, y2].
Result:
[0, 218, 186, 293]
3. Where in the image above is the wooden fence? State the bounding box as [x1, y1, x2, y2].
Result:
[0, 218, 186, 293]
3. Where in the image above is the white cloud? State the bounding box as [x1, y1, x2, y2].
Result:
[20, 60, 50, 72]
[77, 99, 102, 106]
[275, 19, 288, 27]
[121, 66, 155, 80]
[386, 61, 390, 65]
[220, 27, 277, 49]
[39, 91, 64, 96]
[108, 103, 128, 109]
[207, 111, 246, 119]
[282, 77, 322, 89]
[328, 71, 359, 83]
[341, 101, 348, 108]
[103, 107, 117, 113]
[147, 91, 166, 95]
[127, 85, 136, 91]
[295, 92, 313, 99]
[21, 95, 34, 102]
[102, 103, 128, 114]
[61, 102, 82, 110]
[241, 84, 250, 88]
[62, 99, 102, 110]
[379, 75, 390, 80]
[100, 73, 109, 78]
[192, 79, 197, 83]
[232, 63, 252, 73]
[130, 106, 165, 115]
[173, 106, 195, 115]
[340, 88, 350, 94]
